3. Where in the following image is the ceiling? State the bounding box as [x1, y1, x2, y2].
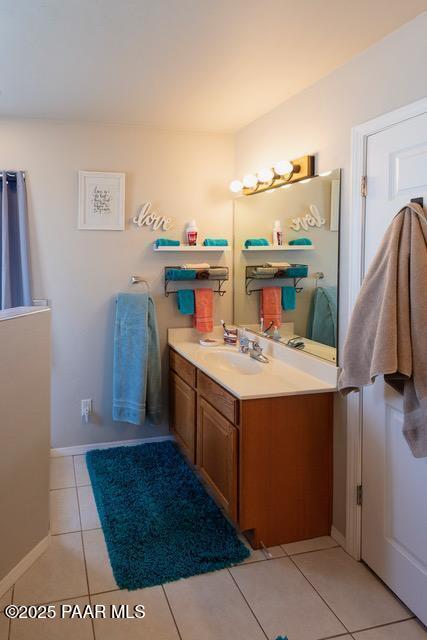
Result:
[0, 0, 426, 132]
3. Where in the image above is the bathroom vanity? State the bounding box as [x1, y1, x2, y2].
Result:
[168, 328, 337, 549]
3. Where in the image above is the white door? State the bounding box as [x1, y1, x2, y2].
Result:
[362, 110, 427, 624]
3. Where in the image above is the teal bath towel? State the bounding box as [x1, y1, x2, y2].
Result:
[113, 293, 162, 425]
[282, 286, 296, 311]
[307, 286, 337, 347]
[166, 268, 197, 281]
[289, 237, 312, 245]
[177, 290, 195, 315]
[155, 238, 180, 247]
[284, 265, 308, 278]
[244, 238, 270, 248]
[203, 239, 228, 246]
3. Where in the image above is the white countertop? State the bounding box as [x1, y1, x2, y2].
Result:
[0, 306, 50, 322]
[168, 327, 338, 400]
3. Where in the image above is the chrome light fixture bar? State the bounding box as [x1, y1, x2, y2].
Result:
[229, 155, 315, 196]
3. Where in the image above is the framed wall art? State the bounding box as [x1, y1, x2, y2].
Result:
[78, 171, 125, 230]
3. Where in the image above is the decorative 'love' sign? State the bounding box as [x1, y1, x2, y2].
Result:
[133, 202, 174, 231]
[290, 204, 325, 231]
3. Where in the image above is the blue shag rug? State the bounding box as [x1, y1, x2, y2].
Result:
[86, 441, 249, 589]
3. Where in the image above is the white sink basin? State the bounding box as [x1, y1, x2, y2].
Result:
[200, 349, 263, 375]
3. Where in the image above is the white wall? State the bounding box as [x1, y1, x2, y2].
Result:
[0, 121, 234, 448]
[235, 13, 427, 536]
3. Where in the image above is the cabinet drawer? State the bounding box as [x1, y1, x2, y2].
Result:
[170, 349, 196, 388]
[197, 398, 238, 521]
[197, 370, 238, 424]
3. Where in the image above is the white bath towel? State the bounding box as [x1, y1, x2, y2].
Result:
[338, 203, 427, 458]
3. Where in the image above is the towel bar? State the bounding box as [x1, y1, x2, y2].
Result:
[131, 276, 150, 291]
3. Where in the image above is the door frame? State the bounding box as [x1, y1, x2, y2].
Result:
[347, 97, 427, 560]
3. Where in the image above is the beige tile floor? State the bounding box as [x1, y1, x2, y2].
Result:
[0, 453, 426, 640]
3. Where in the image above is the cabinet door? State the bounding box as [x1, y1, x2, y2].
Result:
[170, 371, 196, 463]
[197, 398, 238, 521]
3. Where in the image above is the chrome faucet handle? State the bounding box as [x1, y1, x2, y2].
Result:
[250, 339, 262, 353]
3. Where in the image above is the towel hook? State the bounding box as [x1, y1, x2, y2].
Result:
[313, 272, 325, 288]
[410, 197, 424, 207]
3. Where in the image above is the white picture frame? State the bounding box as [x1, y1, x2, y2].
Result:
[78, 171, 125, 230]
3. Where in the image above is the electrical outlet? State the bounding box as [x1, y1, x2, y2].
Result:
[81, 399, 92, 423]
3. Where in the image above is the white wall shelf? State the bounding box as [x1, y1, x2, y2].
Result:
[242, 244, 314, 251]
[153, 245, 230, 252]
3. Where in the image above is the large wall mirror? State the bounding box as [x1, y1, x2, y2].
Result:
[233, 169, 341, 363]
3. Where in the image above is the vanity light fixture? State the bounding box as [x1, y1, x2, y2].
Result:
[229, 179, 243, 193]
[229, 155, 315, 196]
[257, 168, 274, 183]
[242, 173, 258, 188]
[274, 159, 293, 175]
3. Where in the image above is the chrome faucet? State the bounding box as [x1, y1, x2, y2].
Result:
[262, 320, 275, 337]
[286, 336, 305, 350]
[239, 332, 269, 362]
[248, 339, 269, 363]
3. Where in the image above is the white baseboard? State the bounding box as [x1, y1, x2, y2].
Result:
[51, 434, 174, 457]
[0, 534, 50, 598]
[331, 525, 346, 549]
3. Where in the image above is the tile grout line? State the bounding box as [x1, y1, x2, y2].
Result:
[7, 585, 14, 640]
[51, 526, 102, 537]
[227, 568, 269, 640]
[349, 616, 419, 635]
[161, 585, 183, 640]
[281, 544, 340, 558]
[73, 455, 96, 640]
[288, 554, 352, 636]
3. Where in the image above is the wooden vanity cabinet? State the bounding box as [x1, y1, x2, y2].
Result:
[197, 397, 238, 520]
[169, 347, 333, 549]
[169, 350, 197, 463]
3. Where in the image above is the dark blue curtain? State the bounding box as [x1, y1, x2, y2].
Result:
[0, 171, 32, 309]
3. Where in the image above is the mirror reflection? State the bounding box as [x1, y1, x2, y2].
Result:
[233, 169, 341, 362]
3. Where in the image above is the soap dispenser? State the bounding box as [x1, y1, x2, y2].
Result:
[273, 220, 283, 246]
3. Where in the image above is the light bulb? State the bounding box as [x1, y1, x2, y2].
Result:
[257, 168, 274, 183]
[274, 159, 293, 176]
[229, 179, 243, 193]
[242, 174, 258, 188]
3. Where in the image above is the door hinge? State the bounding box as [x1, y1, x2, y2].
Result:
[360, 175, 367, 197]
[356, 484, 363, 506]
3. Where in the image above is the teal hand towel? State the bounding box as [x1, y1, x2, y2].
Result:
[284, 265, 308, 278]
[203, 239, 228, 246]
[113, 293, 162, 426]
[282, 286, 296, 311]
[307, 286, 337, 347]
[155, 238, 180, 247]
[177, 290, 195, 315]
[244, 238, 270, 248]
[166, 268, 197, 280]
[289, 237, 312, 245]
